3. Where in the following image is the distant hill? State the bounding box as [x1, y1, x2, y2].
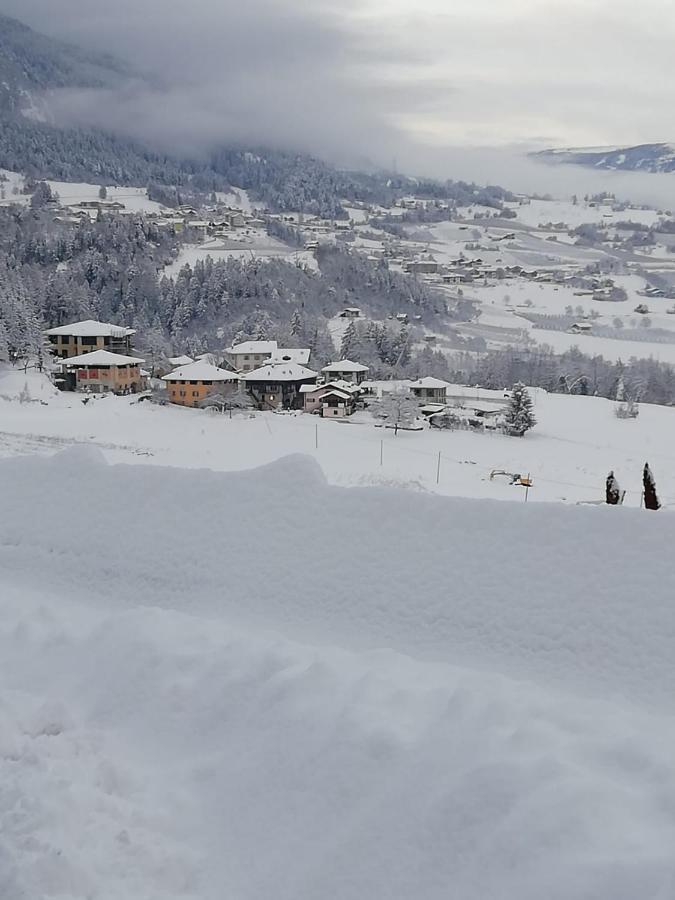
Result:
[532, 143, 675, 173]
[0, 12, 128, 115]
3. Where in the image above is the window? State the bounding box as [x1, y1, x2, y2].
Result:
[179, 390, 186, 397]
[244, 355, 250, 360]
[82, 336, 97, 345]
[192, 391, 199, 397]
[190, 380, 197, 385]
[61, 335, 70, 344]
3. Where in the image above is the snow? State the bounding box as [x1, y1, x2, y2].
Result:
[59, 349, 144, 366]
[243, 361, 318, 382]
[163, 236, 317, 277]
[162, 361, 239, 382]
[44, 320, 135, 337]
[2, 367, 675, 508]
[228, 339, 278, 355]
[45, 181, 166, 214]
[322, 359, 370, 373]
[3, 448, 675, 898]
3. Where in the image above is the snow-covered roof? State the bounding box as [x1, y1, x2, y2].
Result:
[45, 320, 136, 337]
[162, 361, 240, 382]
[60, 349, 144, 366]
[322, 359, 369, 373]
[269, 348, 311, 366]
[409, 377, 452, 390]
[301, 380, 361, 395]
[243, 362, 318, 382]
[168, 355, 194, 366]
[227, 340, 278, 355]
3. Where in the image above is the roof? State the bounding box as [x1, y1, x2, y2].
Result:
[45, 319, 136, 338]
[168, 355, 194, 366]
[410, 377, 452, 390]
[269, 348, 312, 366]
[162, 361, 240, 382]
[321, 389, 353, 401]
[60, 349, 144, 366]
[243, 362, 318, 383]
[226, 340, 278, 355]
[300, 380, 360, 395]
[322, 359, 369, 373]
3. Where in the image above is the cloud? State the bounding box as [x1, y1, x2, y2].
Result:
[1, 0, 675, 193]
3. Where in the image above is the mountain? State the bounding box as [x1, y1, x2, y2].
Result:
[0, 12, 128, 115]
[532, 143, 675, 173]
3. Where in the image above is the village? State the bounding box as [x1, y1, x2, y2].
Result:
[42, 316, 513, 432]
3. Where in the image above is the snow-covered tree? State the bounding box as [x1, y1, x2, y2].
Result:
[340, 320, 359, 360]
[504, 382, 536, 436]
[98, 185, 108, 200]
[371, 388, 419, 435]
[606, 471, 622, 505]
[643, 463, 661, 510]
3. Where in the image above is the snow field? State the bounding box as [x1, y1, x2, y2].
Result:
[3, 451, 675, 897]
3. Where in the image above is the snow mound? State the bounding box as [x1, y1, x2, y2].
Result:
[2, 453, 675, 898]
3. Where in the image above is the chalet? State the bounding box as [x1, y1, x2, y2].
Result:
[162, 361, 240, 408]
[45, 320, 135, 359]
[568, 322, 592, 334]
[223, 340, 278, 372]
[300, 381, 360, 417]
[409, 377, 451, 405]
[321, 359, 370, 385]
[339, 307, 363, 318]
[243, 361, 318, 410]
[59, 349, 145, 394]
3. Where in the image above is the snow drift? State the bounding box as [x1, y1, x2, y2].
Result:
[2, 450, 675, 899]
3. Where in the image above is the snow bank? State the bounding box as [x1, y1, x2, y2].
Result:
[2, 451, 675, 898]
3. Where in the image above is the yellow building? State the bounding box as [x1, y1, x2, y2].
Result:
[162, 360, 240, 408]
[60, 349, 146, 394]
[45, 320, 136, 359]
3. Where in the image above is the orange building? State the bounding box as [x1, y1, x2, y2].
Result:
[162, 360, 240, 407]
[60, 349, 146, 394]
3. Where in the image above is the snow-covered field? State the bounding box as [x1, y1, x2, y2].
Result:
[164, 235, 317, 277]
[45, 181, 166, 214]
[3, 440, 675, 898]
[2, 367, 674, 507]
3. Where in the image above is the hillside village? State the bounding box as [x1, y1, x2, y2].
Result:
[42, 317, 517, 433]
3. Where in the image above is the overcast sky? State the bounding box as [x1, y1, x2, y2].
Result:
[2, 0, 674, 179]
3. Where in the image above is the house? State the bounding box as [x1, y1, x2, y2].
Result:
[409, 377, 451, 404]
[404, 260, 439, 275]
[338, 307, 362, 318]
[268, 348, 312, 366]
[168, 355, 194, 367]
[223, 340, 278, 372]
[321, 359, 370, 384]
[243, 361, 318, 409]
[300, 381, 360, 417]
[58, 349, 145, 394]
[162, 361, 240, 408]
[45, 320, 136, 359]
[568, 322, 592, 334]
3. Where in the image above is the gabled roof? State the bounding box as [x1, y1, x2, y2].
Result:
[321, 359, 369, 373]
[409, 377, 452, 390]
[269, 348, 311, 366]
[45, 319, 136, 337]
[162, 361, 240, 382]
[226, 340, 278, 355]
[300, 380, 361, 395]
[168, 355, 194, 366]
[243, 362, 318, 382]
[60, 349, 144, 366]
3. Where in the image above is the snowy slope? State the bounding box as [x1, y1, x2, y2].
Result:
[2, 450, 675, 899]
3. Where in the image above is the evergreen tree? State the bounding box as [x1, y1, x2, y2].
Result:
[340, 320, 359, 360]
[504, 382, 536, 436]
[606, 471, 622, 505]
[643, 463, 661, 510]
[98, 185, 108, 200]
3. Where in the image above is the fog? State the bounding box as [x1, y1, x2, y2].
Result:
[2, 0, 675, 206]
